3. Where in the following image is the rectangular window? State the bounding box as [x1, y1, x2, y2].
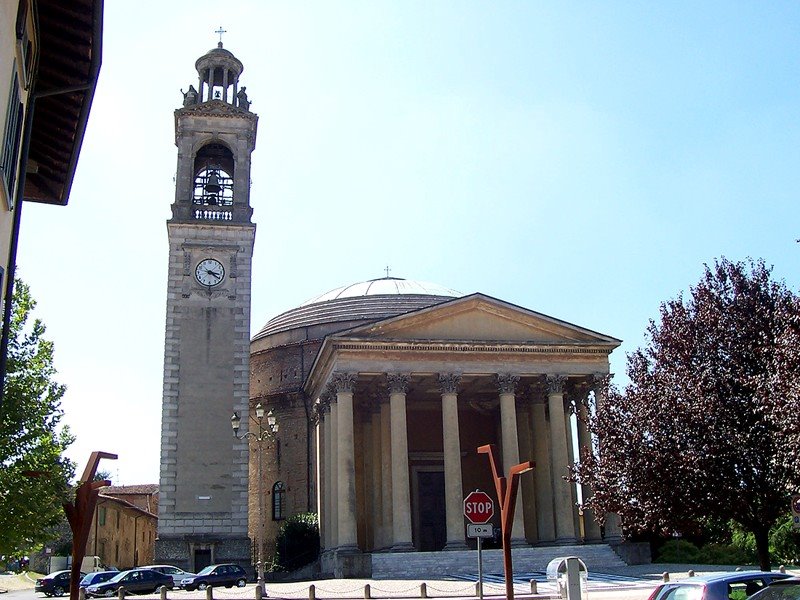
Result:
[98, 506, 106, 526]
[0, 66, 24, 210]
[115, 510, 120, 529]
[15, 0, 33, 87]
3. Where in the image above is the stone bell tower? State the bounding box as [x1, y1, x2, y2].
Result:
[155, 42, 257, 572]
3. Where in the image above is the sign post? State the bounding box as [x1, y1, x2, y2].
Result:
[465, 490, 495, 600]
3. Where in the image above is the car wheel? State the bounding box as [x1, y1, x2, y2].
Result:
[103, 589, 114, 597]
[236, 579, 246, 588]
[197, 582, 208, 591]
[52, 587, 64, 597]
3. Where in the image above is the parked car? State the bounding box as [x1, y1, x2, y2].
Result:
[85, 568, 173, 597]
[750, 577, 800, 600]
[144, 565, 197, 588]
[79, 572, 119, 589]
[35, 570, 85, 597]
[180, 564, 248, 591]
[647, 571, 792, 600]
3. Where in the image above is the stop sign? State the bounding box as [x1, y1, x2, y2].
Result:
[463, 490, 494, 524]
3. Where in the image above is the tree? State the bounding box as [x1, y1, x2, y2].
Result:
[0, 280, 74, 557]
[574, 258, 800, 571]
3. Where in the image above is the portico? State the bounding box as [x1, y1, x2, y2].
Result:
[306, 293, 620, 570]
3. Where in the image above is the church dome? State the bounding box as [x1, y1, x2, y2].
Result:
[253, 277, 461, 341]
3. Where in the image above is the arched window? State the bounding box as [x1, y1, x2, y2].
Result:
[272, 481, 286, 521]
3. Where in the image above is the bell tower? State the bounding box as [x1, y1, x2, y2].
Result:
[156, 42, 257, 571]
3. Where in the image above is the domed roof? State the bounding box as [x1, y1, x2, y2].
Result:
[253, 277, 461, 341]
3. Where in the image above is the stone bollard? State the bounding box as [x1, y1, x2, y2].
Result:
[160, 586, 168, 600]
[530, 580, 538, 594]
[206, 585, 214, 600]
[256, 584, 263, 600]
[781, 566, 787, 574]
[736, 568, 743, 572]
[79, 588, 86, 600]
[364, 584, 371, 599]
[309, 584, 316, 600]
[420, 583, 427, 598]
[688, 570, 695, 578]
[118, 587, 125, 600]
[662, 573, 669, 583]
[476, 582, 480, 596]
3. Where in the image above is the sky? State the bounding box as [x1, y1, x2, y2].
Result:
[15, 1, 800, 485]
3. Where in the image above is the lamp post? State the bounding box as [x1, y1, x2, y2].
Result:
[231, 403, 278, 599]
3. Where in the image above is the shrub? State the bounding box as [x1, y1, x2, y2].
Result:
[697, 543, 751, 565]
[656, 539, 700, 563]
[769, 515, 800, 566]
[272, 513, 320, 572]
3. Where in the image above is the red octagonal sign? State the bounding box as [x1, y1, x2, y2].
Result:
[463, 490, 494, 524]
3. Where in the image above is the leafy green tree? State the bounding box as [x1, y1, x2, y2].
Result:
[272, 513, 320, 572]
[575, 258, 800, 571]
[0, 280, 74, 557]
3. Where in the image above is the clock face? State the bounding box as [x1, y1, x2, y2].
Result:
[195, 258, 225, 286]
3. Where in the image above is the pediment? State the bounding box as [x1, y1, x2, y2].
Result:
[335, 293, 620, 346]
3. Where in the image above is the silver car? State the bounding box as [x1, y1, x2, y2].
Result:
[142, 565, 197, 588]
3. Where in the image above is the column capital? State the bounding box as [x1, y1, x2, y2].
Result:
[331, 372, 357, 394]
[546, 374, 567, 395]
[438, 373, 461, 395]
[496, 373, 520, 395]
[386, 373, 411, 394]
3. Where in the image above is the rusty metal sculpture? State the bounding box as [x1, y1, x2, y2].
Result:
[63, 451, 117, 600]
[477, 444, 533, 600]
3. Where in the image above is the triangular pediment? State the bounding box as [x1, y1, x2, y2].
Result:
[334, 293, 620, 346]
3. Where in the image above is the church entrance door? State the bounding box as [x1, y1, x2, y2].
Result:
[416, 470, 446, 551]
[194, 548, 212, 572]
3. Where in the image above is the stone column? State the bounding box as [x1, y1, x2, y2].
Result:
[387, 374, 414, 550]
[564, 397, 581, 538]
[577, 380, 602, 541]
[439, 373, 467, 550]
[333, 372, 358, 551]
[547, 374, 576, 543]
[329, 394, 339, 549]
[379, 399, 393, 550]
[370, 406, 383, 550]
[497, 374, 526, 545]
[531, 394, 555, 541]
[222, 69, 229, 102]
[321, 398, 332, 550]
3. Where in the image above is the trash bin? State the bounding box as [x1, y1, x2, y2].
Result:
[546, 556, 588, 600]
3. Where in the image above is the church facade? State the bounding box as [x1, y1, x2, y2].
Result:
[250, 278, 621, 576]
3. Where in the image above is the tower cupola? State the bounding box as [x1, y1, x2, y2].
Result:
[181, 42, 250, 110]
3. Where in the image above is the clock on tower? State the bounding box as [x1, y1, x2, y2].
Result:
[156, 41, 258, 573]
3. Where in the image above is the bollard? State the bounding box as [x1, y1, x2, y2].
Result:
[118, 587, 125, 600]
[79, 588, 86, 600]
[530, 580, 538, 594]
[309, 584, 316, 600]
[160, 586, 168, 600]
[256, 584, 263, 600]
[420, 583, 427, 598]
[662, 573, 669, 583]
[736, 568, 742, 572]
[206, 585, 214, 600]
[364, 583, 371, 599]
[476, 582, 480, 597]
[781, 566, 787, 574]
[688, 570, 695, 578]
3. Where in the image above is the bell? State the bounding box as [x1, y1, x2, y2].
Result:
[206, 193, 218, 206]
[205, 171, 221, 194]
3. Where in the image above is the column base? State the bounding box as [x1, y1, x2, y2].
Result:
[335, 544, 361, 555]
[510, 537, 529, 548]
[444, 540, 468, 550]
[391, 542, 415, 552]
[554, 537, 579, 545]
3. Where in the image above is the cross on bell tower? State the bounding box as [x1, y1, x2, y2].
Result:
[156, 42, 258, 573]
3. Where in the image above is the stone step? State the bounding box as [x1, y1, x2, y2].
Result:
[371, 544, 628, 578]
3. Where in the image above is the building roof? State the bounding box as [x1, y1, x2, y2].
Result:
[253, 277, 461, 341]
[102, 484, 158, 495]
[24, 0, 103, 205]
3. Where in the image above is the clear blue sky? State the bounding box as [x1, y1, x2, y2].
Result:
[16, 1, 800, 484]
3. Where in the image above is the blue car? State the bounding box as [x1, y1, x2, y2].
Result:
[647, 571, 792, 600]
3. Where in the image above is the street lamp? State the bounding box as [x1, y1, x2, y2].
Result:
[231, 403, 278, 598]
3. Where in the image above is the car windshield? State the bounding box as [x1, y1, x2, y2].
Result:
[753, 585, 800, 600]
[106, 571, 129, 584]
[196, 566, 215, 576]
[655, 584, 705, 600]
